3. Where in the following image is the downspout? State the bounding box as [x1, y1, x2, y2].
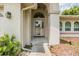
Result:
[22, 3, 37, 51]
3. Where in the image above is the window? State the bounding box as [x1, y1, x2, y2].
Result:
[60, 22, 62, 31]
[34, 12, 45, 18]
[65, 22, 71, 31]
[74, 22, 79, 31]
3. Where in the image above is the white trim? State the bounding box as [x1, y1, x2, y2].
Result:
[22, 4, 37, 11]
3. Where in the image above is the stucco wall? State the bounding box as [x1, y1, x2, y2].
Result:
[0, 3, 21, 41]
[49, 14, 60, 45]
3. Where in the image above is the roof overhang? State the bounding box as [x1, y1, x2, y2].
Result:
[60, 15, 79, 20]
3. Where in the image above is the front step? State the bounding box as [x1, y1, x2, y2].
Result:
[31, 45, 45, 52]
[29, 52, 49, 56]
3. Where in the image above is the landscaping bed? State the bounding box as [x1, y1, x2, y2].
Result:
[0, 33, 21, 56]
[19, 50, 30, 56]
[49, 44, 79, 56]
[49, 39, 79, 56]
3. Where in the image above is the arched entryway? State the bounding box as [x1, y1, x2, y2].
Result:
[21, 3, 49, 52]
[31, 3, 48, 38]
[31, 4, 48, 38]
[32, 12, 45, 37]
[31, 4, 49, 52]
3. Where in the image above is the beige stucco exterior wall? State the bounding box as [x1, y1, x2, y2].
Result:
[0, 3, 21, 41]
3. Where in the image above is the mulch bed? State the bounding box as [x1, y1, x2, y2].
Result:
[19, 51, 31, 56]
[50, 44, 79, 56]
[63, 38, 79, 43]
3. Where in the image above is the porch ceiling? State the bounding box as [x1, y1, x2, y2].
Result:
[21, 3, 36, 9]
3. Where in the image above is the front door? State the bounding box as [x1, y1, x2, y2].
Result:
[32, 18, 45, 37]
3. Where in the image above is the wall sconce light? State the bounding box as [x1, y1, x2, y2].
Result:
[6, 11, 12, 19]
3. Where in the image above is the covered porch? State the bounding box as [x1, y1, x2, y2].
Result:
[21, 3, 60, 51]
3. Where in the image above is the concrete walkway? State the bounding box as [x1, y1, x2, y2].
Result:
[29, 52, 49, 56]
[29, 37, 48, 56]
[19, 37, 50, 56]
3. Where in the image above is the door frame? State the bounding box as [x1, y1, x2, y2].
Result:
[32, 18, 45, 37]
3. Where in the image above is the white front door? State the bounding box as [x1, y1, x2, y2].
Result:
[32, 18, 45, 37]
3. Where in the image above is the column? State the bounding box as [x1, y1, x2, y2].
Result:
[71, 21, 74, 31]
[48, 3, 60, 45]
[63, 21, 65, 32]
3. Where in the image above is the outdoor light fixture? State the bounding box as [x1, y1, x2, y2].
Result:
[6, 11, 11, 19]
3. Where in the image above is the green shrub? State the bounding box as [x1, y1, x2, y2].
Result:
[0, 33, 21, 56]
